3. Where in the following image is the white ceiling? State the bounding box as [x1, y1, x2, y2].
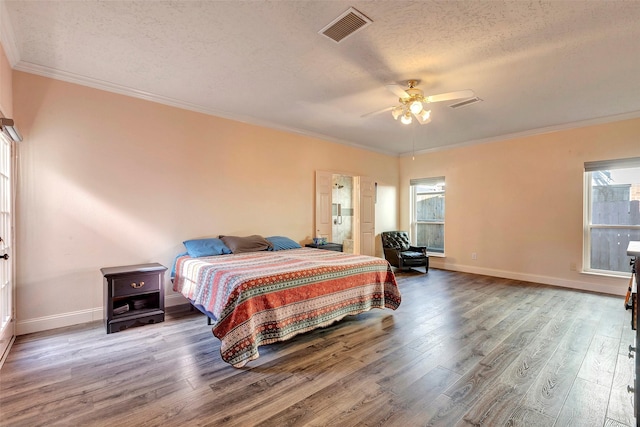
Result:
[3, 1, 640, 156]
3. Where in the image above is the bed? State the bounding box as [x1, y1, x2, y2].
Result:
[172, 236, 401, 368]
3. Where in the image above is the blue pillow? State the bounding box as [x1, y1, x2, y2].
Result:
[266, 236, 302, 251]
[183, 238, 232, 257]
[170, 251, 189, 279]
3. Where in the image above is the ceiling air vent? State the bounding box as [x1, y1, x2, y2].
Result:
[449, 97, 483, 109]
[319, 7, 372, 43]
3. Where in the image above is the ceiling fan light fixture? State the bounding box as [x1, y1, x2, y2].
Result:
[417, 109, 431, 121]
[369, 81, 473, 126]
[409, 100, 423, 114]
[391, 106, 403, 120]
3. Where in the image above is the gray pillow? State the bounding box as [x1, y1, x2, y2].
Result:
[220, 235, 273, 254]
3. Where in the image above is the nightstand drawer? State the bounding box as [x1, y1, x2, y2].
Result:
[112, 274, 160, 297]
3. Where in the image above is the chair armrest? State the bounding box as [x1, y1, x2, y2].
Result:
[383, 247, 401, 256]
[408, 246, 427, 255]
[383, 247, 401, 264]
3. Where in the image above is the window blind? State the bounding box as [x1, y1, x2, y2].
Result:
[410, 176, 445, 186]
[584, 157, 640, 172]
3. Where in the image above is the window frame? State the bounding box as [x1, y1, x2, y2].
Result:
[583, 157, 640, 277]
[410, 176, 446, 257]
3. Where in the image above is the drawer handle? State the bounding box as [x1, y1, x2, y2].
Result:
[130, 281, 145, 289]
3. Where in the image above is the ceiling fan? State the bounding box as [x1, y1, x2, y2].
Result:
[363, 80, 475, 125]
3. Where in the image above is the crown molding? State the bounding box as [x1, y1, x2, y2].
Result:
[14, 61, 230, 114]
[401, 110, 640, 158]
[14, 60, 398, 157]
[13, 57, 640, 159]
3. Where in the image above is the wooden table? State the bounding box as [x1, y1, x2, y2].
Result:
[101, 263, 167, 334]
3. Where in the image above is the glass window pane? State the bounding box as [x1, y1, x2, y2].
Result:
[416, 193, 444, 221]
[590, 228, 640, 272]
[412, 177, 445, 254]
[586, 164, 640, 274]
[591, 167, 640, 226]
[416, 223, 444, 253]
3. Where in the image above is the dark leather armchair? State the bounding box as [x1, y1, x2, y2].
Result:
[381, 231, 429, 273]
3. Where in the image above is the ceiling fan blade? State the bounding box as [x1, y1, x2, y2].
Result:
[425, 89, 475, 103]
[386, 84, 410, 99]
[361, 106, 394, 118]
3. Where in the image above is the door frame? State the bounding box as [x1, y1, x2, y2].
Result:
[0, 132, 15, 368]
[315, 170, 376, 256]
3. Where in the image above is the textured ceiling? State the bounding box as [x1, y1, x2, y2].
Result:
[3, 0, 640, 156]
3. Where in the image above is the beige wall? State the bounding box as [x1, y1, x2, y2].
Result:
[13, 71, 399, 334]
[400, 118, 640, 295]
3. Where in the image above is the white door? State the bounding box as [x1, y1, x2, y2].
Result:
[356, 176, 376, 256]
[0, 133, 14, 363]
[315, 170, 332, 241]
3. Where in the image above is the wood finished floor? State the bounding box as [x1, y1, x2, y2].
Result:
[0, 269, 636, 427]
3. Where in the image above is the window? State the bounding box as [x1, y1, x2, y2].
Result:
[410, 177, 445, 255]
[584, 157, 640, 275]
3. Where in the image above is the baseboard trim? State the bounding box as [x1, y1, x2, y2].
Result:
[16, 307, 103, 335]
[16, 293, 189, 336]
[435, 262, 627, 296]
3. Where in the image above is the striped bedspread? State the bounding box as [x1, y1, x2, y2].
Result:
[173, 247, 401, 367]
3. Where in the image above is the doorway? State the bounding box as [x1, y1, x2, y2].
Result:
[332, 174, 354, 253]
[315, 171, 376, 257]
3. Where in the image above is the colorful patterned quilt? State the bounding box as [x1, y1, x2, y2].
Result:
[173, 247, 401, 367]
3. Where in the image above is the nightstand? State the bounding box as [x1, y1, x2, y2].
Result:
[101, 263, 167, 334]
[305, 242, 343, 252]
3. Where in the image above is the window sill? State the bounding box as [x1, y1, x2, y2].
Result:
[427, 252, 445, 258]
[581, 269, 632, 279]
